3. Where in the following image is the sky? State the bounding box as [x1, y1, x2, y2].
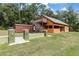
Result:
[47, 3, 79, 11]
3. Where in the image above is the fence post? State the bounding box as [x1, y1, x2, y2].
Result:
[44, 30, 47, 37]
[23, 29, 29, 40]
[8, 29, 15, 44]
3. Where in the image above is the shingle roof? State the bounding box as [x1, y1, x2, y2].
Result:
[43, 15, 68, 25]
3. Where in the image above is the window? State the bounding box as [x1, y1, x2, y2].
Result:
[49, 26, 52, 28]
[54, 26, 59, 28]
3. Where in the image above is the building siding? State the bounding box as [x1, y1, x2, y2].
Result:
[15, 24, 33, 32]
[44, 18, 69, 33]
[54, 28, 60, 33]
[64, 26, 69, 32]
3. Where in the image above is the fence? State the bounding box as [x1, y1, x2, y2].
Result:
[0, 29, 48, 45]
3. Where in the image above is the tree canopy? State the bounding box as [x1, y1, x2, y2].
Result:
[0, 3, 79, 31]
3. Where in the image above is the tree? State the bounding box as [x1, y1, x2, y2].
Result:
[0, 4, 19, 29]
[43, 8, 54, 17]
[23, 3, 47, 24]
[23, 3, 54, 24]
[0, 3, 55, 29]
[56, 7, 78, 31]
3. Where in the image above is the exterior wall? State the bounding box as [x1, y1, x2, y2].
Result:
[45, 19, 62, 33]
[41, 18, 53, 33]
[42, 18, 47, 23]
[43, 19, 69, 33]
[45, 19, 69, 33]
[45, 19, 54, 33]
[15, 24, 33, 32]
[44, 19, 65, 33]
[15, 25, 24, 32]
[46, 19, 54, 26]
[53, 28, 60, 33]
[53, 23, 64, 26]
[64, 26, 69, 32]
[47, 28, 53, 33]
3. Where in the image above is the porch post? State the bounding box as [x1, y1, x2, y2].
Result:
[42, 20, 43, 27]
[52, 25, 54, 32]
[64, 26, 65, 32]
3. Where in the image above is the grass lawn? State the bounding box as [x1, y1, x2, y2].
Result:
[0, 31, 79, 55]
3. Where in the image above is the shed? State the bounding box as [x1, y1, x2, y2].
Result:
[15, 24, 33, 32]
[32, 15, 69, 33]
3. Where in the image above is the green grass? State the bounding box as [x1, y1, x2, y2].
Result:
[0, 31, 79, 55]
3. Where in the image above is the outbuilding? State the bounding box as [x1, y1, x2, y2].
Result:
[15, 24, 33, 32]
[32, 15, 69, 33]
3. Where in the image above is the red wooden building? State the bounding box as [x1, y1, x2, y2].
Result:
[15, 24, 33, 32]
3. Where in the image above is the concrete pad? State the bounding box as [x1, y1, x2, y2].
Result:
[8, 33, 52, 46]
[9, 37, 30, 46]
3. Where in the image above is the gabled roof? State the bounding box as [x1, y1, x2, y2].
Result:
[43, 15, 68, 25]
